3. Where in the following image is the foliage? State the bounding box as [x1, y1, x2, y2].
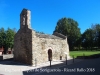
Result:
[81, 24, 100, 50]
[0, 27, 16, 54]
[54, 17, 100, 51]
[81, 28, 94, 50]
[93, 24, 100, 48]
[0, 28, 6, 47]
[54, 17, 81, 50]
[36, 31, 45, 34]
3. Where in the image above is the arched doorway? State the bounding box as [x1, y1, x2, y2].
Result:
[48, 49, 52, 61]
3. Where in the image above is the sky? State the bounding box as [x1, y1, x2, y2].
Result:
[0, 0, 100, 34]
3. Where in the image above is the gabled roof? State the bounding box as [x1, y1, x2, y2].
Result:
[36, 32, 66, 40]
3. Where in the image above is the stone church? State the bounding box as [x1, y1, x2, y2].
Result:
[14, 8, 70, 65]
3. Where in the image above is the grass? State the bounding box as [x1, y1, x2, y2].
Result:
[70, 51, 100, 58]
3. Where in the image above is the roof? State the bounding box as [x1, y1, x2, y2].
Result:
[36, 32, 66, 40]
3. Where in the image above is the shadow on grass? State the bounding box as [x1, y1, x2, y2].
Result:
[76, 53, 100, 59]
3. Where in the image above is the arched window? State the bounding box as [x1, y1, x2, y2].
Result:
[48, 49, 52, 61]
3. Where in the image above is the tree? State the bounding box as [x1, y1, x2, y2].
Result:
[5, 28, 16, 49]
[92, 24, 100, 49]
[0, 27, 16, 54]
[53, 17, 81, 50]
[81, 28, 94, 50]
[0, 28, 6, 47]
[36, 31, 45, 34]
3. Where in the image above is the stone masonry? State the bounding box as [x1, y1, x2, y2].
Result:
[14, 8, 70, 65]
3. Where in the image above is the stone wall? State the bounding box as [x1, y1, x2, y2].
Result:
[32, 36, 69, 65]
[14, 28, 69, 66]
[14, 28, 32, 65]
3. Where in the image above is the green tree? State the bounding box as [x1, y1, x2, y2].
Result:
[74, 35, 82, 50]
[0, 27, 16, 54]
[81, 28, 95, 50]
[6, 28, 16, 48]
[92, 24, 100, 49]
[54, 17, 81, 50]
[0, 28, 6, 47]
[36, 31, 45, 34]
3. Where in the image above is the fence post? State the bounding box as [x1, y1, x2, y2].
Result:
[73, 55, 74, 63]
[66, 56, 67, 65]
[35, 58, 37, 67]
[83, 53, 85, 59]
[50, 59, 51, 67]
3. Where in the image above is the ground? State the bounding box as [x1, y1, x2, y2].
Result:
[23, 58, 100, 75]
[0, 51, 100, 75]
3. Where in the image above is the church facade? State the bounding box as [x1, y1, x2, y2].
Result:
[14, 9, 70, 65]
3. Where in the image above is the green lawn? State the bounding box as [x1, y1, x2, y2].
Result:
[70, 51, 100, 58]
